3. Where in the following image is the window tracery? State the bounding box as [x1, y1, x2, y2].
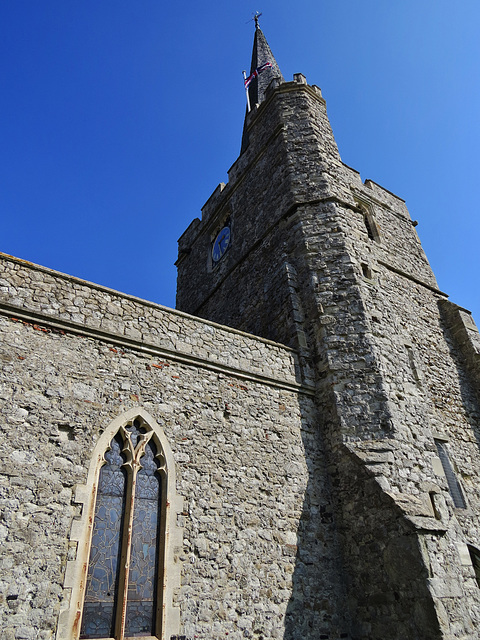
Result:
[80, 418, 166, 639]
[80, 418, 166, 640]
[58, 409, 182, 640]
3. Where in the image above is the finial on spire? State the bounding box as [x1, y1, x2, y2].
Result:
[246, 11, 263, 29]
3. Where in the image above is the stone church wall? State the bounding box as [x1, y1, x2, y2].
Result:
[176, 71, 480, 638]
[327, 169, 480, 634]
[0, 253, 349, 640]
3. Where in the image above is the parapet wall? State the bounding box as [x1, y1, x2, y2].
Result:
[0, 253, 304, 392]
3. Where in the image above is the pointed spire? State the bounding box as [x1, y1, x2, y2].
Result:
[241, 24, 284, 152]
[247, 25, 284, 109]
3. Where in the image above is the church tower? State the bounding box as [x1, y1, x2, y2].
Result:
[177, 23, 480, 639]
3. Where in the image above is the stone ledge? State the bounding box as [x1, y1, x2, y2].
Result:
[378, 260, 448, 297]
[405, 516, 448, 533]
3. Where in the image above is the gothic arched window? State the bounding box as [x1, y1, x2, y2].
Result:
[80, 417, 167, 639]
[356, 200, 381, 243]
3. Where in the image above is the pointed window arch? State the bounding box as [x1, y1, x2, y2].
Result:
[355, 199, 381, 243]
[80, 417, 166, 638]
[59, 409, 182, 640]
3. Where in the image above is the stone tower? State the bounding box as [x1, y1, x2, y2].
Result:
[176, 24, 480, 639]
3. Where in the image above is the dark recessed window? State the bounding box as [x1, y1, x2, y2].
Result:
[357, 202, 380, 243]
[361, 263, 373, 280]
[364, 214, 375, 241]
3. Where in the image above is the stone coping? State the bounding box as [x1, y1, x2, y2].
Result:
[0, 252, 294, 350]
[0, 253, 312, 394]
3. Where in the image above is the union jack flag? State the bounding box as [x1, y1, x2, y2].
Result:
[244, 62, 273, 88]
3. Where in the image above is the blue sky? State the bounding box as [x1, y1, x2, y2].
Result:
[1, 2, 479, 324]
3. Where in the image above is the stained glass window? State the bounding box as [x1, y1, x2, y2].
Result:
[80, 419, 164, 639]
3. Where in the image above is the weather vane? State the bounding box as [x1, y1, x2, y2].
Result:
[246, 11, 262, 29]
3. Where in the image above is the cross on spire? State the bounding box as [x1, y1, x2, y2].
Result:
[253, 11, 262, 29]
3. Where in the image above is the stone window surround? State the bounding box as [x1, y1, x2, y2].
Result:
[56, 408, 183, 640]
[354, 196, 382, 243]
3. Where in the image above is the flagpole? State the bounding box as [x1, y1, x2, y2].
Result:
[242, 71, 251, 112]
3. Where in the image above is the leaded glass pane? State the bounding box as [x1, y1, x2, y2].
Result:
[124, 440, 162, 637]
[80, 435, 127, 639]
[126, 419, 144, 449]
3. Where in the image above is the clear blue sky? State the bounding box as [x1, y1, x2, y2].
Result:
[1, 2, 479, 323]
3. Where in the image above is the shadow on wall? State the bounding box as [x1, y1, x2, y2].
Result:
[436, 299, 480, 614]
[283, 396, 442, 640]
[438, 299, 480, 445]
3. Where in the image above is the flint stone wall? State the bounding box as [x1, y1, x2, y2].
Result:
[0, 254, 350, 640]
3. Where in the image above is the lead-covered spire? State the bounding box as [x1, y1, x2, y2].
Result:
[241, 24, 284, 152]
[246, 25, 284, 108]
